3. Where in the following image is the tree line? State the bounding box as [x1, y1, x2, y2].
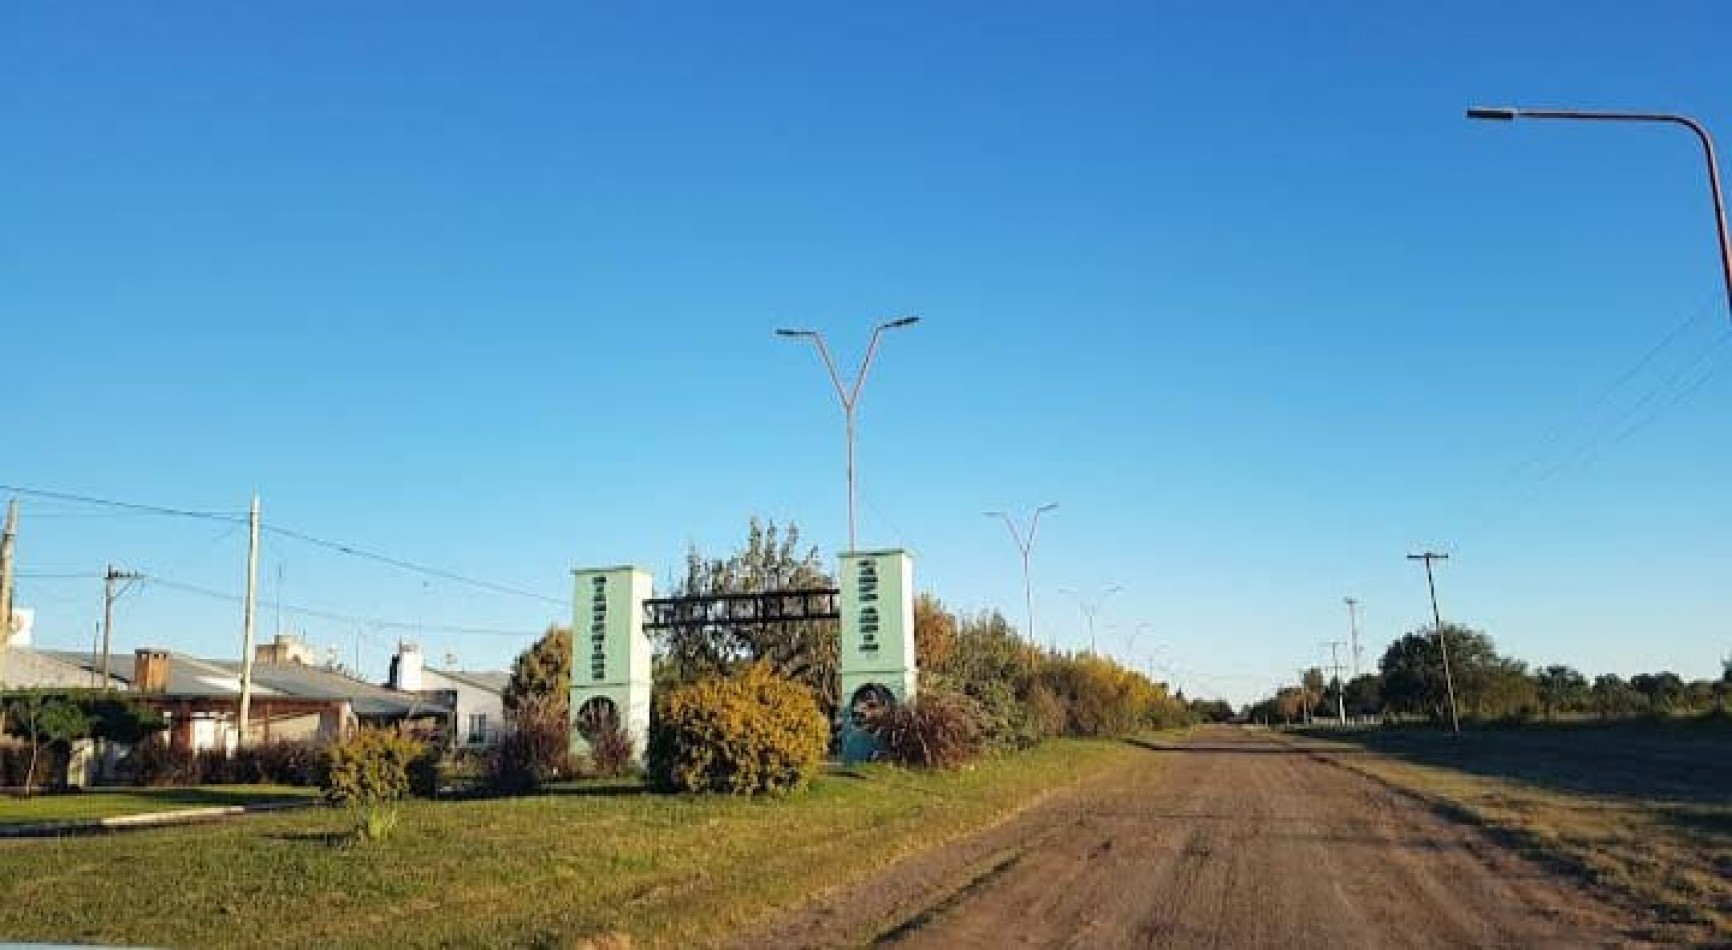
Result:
[1248, 623, 1732, 725]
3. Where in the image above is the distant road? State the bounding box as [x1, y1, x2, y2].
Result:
[747, 726, 1636, 948]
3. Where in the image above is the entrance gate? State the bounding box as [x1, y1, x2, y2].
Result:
[569, 549, 917, 764]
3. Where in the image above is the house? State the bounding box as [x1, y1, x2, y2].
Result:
[386, 642, 508, 747]
[34, 646, 444, 752]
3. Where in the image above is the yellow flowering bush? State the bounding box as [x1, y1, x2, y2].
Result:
[648, 663, 828, 795]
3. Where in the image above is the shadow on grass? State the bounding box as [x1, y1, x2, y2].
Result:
[265, 829, 352, 846]
[1308, 719, 1732, 805]
[543, 781, 652, 798]
[85, 787, 312, 809]
[1121, 736, 1364, 756]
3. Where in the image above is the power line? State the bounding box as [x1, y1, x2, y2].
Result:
[0, 483, 568, 607]
[0, 484, 243, 523]
[139, 574, 545, 638]
[1491, 298, 1713, 491]
[259, 522, 568, 607]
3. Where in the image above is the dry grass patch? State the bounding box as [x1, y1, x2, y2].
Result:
[1302, 723, 1732, 944]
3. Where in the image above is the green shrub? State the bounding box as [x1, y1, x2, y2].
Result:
[866, 688, 985, 769]
[323, 727, 424, 805]
[648, 663, 827, 795]
[323, 728, 426, 844]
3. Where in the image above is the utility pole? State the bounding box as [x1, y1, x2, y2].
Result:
[238, 495, 261, 747]
[101, 565, 141, 690]
[0, 498, 16, 647]
[1407, 552, 1462, 736]
[1344, 596, 1362, 679]
[1322, 640, 1348, 725]
[775, 316, 921, 553]
[0, 498, 16, 701]
[1298, 668, 1314, 725]
[985, 504, 1058, 649]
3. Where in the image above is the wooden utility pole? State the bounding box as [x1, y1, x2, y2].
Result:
[101, 564, 141, 690]
[1407, 552, 1462, 736]
[238, 495, 261, 747]
[1, 498, 16, 699]
[0, 499, 16, 644]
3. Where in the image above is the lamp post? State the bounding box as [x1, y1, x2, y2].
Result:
[1058, 583, 1121, 655]
[776, 316, 921, 553]
[1466, 105, 1732, 321]
[985, 504, 1057, 650]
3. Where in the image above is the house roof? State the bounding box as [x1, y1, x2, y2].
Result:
[0, 647, 128, 691]
[37, 650, 436, 719]
[208, 660, 439, 719]
[427, 668, 509, 695]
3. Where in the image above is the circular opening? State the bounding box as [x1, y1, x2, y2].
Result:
[848, 683, 896, 728]
[575, 696, 621, 742]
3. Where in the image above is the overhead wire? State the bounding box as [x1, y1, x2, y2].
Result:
[1459, 300, 1732, 539]
[0, 484, 244, 523]
[0, 482, 568, 607]
[139, 574, 544, 639]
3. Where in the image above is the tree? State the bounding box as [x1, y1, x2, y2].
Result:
[1379, 624, 1533, 723]
[1187, 698, 1235, 723]
[5, 693, 91, 796]
[505, 625, 571, 719]
[1300, 667, 1325, 722]
[913, 593, 959, 676]
[1589, 674, 1644, 718]
[1630, 672, 1687, 714]
[1682, 679, 1718, 713]
[655, 518, 839, 714]
[1534, 665, 1588, 720]
[1342, 674, 1383, 719]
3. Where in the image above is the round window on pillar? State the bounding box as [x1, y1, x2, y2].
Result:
[575, 696, 621, 743]
[849, 683, 896, 729]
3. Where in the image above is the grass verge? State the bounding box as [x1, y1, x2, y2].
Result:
[0, 785, 319, 824]
[1300, 725, 1731, 944]
[0, 738, 1138, 948]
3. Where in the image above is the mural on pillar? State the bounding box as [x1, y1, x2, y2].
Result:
[837, 549, 918, 762]
[569, 566, 653, 761]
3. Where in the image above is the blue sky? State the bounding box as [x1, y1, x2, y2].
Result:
[5, 2, 1730, 703]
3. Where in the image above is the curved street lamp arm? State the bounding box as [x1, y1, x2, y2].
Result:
[1469, 106, 1732, 322]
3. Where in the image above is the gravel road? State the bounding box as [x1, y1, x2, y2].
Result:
[744, 726, 1643, 948]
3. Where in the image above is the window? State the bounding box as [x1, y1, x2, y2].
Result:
[467, 712, 488, 744]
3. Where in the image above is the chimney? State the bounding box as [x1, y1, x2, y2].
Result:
[135, 648, 170, 692]
[388, 642, 424, 692]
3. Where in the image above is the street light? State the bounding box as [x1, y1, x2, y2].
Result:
[985, 503, 1057, 650]
[776, 316, 922, 553]
[1058, 583, 1121, 655]
[1466, 104, 1732, 321]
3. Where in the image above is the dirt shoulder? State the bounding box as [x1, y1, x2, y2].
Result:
[742, 726, 1652, 948]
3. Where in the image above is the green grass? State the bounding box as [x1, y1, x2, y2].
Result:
[0, 739, 1143, 948]
[0, 785, 320, 824]
[1304, 722, 1732, 944]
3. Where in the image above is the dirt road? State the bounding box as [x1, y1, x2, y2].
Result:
[745, 726, 1643, 948]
